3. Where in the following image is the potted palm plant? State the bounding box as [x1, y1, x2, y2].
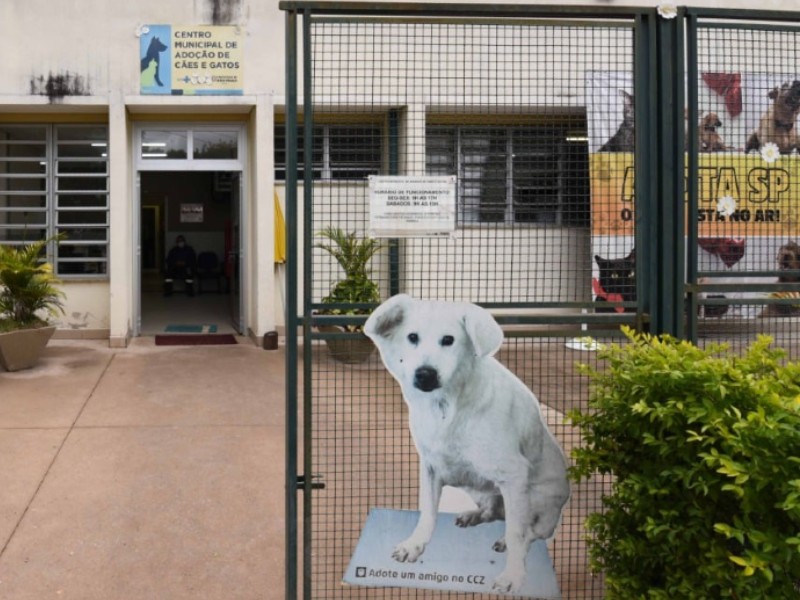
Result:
[0, 237, 65, 371]
[315, 226, 383, 363]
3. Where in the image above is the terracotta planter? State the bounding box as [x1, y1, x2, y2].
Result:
[317, 325, 375, 364]
[0, 325, 56, 372]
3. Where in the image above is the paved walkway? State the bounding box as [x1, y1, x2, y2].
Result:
[0, 338, 285, 600]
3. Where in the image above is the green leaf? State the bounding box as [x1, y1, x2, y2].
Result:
[729, 555, 748, 567]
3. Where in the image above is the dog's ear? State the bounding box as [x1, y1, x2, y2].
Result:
[461, 304, 504, 358]
[365, 294, 412, 341]
[769, 87, 779, 100]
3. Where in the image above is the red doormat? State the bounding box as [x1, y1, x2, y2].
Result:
[155, 334, 238, 346]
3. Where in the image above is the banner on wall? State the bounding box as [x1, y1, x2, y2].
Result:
[586, 71, 800, 317]
[590, 153, 796, 238]
[139, 25, 243, 95]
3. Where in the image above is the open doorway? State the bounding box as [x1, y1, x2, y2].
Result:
[139, 171, 242, 334]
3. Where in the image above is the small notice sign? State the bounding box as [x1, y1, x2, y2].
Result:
[343, 508, 561, 598]
[180, 203, 204, 223]
[368, 175, 456, 238]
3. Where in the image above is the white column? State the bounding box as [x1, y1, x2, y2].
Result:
[248, 92, 276, 340]
[401, 104, 427, 176]
[108, 91, 131, 347]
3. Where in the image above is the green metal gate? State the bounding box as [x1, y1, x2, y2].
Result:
[686, 7, 800, 351]
[281, 4, 800, 598]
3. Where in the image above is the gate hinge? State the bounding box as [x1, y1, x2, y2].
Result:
[296, 474, 325, 491]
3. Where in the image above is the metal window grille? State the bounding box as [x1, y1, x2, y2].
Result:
[55, 126, 109, 276]
[0, 126, 48, 247]
[426, 124, 589, 225]
[0, 124, 109, 277]
[275, 123, 382, 180]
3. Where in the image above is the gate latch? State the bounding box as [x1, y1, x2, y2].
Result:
[296, 474, 325, 491]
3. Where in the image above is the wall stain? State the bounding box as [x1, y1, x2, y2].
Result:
[30, 72, 90, 103]
[210, 0, 241, 25]
[66, 311, 96, 330]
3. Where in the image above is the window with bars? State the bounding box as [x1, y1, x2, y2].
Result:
[275, 123, 383, 181]
[0, 124, 109, 277]
[426, 123, 590, 226]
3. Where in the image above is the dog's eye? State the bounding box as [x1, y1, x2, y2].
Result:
[441, 335, 455, 347]
[407, 333, 419, 344]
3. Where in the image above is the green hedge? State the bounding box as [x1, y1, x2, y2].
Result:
[569, 328, 800, 599]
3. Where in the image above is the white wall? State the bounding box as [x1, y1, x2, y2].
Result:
[52, 281, 111, 336]
[2, 0, 786, 103]
[0, 0, 286, 99]
[400, 229, 592, 305]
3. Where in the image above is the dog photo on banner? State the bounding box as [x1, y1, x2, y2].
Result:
[343, 295, 568, 598]
[585, 70, 800, 318]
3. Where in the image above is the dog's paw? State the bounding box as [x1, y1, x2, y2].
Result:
[492, 536, 506, 553]
[392, 539, 425, 563]
[492, 569, 524, 594]
[455, 509, 486, 528]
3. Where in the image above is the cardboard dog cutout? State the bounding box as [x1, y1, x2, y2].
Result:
[359, 294, 569, 595]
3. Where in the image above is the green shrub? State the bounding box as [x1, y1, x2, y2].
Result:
[0, 237, 65, 331]
[569, 328, 800, 599]
[315, 227, 382, 332]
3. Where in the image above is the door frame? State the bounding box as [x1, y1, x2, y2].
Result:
[140, 205, 162, 273]
[132, 123, 247, 336]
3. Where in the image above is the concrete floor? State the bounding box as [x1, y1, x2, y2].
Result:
[0, 338, 285, 600]
[140, 292, 238, 335]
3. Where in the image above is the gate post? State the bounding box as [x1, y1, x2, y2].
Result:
[685, 12, 700, 343]
[636, 8, 686, 337]
[284, 8, 300, 600]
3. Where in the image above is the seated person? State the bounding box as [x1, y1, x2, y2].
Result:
[163, 235, 197, 296]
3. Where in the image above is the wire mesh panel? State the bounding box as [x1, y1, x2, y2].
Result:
[306, 19, 635, 308]
[690, 21, 800, 358]
[297, 10, 640, 600]
[283, 6, 800, 599]
[307, 336, 621, 599]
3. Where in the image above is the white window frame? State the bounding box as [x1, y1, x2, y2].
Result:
[135, 124, 246, 172]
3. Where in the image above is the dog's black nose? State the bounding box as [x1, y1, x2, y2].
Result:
[413, 366, 440, 392]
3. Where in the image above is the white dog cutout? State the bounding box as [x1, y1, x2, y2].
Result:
[365, 294, 570, 594]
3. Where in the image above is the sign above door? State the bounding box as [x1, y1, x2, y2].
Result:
[138, 24, 243, 96]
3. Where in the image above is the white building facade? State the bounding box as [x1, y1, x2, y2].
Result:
[0, 0, 794, 346]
